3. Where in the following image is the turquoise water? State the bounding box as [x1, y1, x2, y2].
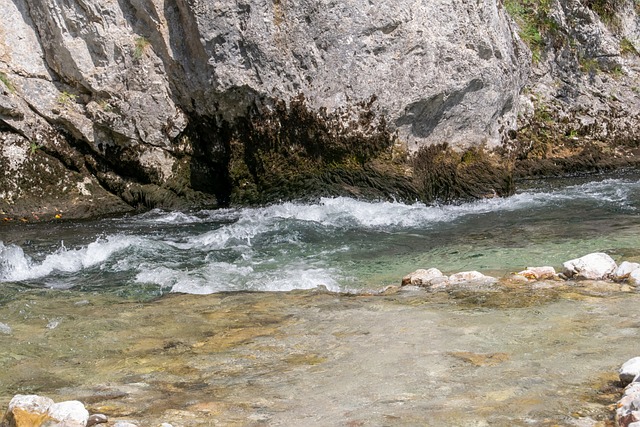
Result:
[1, 173, 639, 297]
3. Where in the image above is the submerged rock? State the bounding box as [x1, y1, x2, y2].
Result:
[0, 322, 12, 334]
[562, 253, 617, 280]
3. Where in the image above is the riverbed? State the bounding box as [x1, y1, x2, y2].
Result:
[0, 173, 639, 425]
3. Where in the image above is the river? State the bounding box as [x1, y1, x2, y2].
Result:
[0, 172, 639, 426]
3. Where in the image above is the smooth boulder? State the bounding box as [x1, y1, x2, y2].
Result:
[562, 253, 617, 280]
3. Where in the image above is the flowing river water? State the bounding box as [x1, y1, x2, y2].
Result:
[0, 172, 639, 426]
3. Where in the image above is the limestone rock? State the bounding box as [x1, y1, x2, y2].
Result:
[620, 357, 640, 385]
[1, 395, 91, 427]
[630, 270, 640, 287]
[562, 253, 617, 280]
[401, 268, 446, 287]
[517, 266, 557, 281]
[46, 400, 89, 427]
[616, 382, 640, 427]
[2, 394, 53, 427]
[0, 0, 529, 218]
[86, 414, 108, 427]
[448, 271, 497, 286]
[616, 262, 640, 281]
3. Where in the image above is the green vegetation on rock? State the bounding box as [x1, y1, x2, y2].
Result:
[584, 0, 621, 30]
[504, 0, 554, 62]
[0, 72, 16, 94]
[57, 91, 77, 106]
[134, 36, 151, 59]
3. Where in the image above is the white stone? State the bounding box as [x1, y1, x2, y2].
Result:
[47, 400, 89, 427]
[616, 382, 640, 426]
[562, 253, 617, 280]
[86, 413, 108, 426]
[620, 357, 640, 385]
[448, 271, 496, 285]
[518, 266, 556, 280]
[112, 422, 139, 427]
[7, 394, 54, 416]
[630, 269, 640, 287]
[401, 268, 446, 287]
[616, 261, 640, 280]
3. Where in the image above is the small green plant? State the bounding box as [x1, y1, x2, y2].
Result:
[620, 38, 639, 57]
[504, 0, 555, 63]
[98, 99, 113, 112]
[29, 141, 42, 155]
[584, 0, 621, 30]
[609, 65, 625, 78]
[0, 72, 16, 94]
[566, 129, 579, 138]
[57, 91, 77, 106]
[134, 36, 150, 59]
[579, 56, 600, 74]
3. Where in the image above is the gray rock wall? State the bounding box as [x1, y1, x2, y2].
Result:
[0, 0, 638, 219]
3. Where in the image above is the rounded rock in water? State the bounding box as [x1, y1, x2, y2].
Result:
[562, 253, 617, 280]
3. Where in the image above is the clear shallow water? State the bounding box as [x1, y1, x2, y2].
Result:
[1, 174, 639, 297]
[1, 173, 640, 426]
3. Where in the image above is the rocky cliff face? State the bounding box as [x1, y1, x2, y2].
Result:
[0, 0, 638, 220]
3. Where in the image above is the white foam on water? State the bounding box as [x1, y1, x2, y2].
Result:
[2, 176, 637, 293]
[135, 263, 253, 294]
[131, 209, 206, 224]
[133, 261, 342, 295]
[0, 235, 146, 281]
